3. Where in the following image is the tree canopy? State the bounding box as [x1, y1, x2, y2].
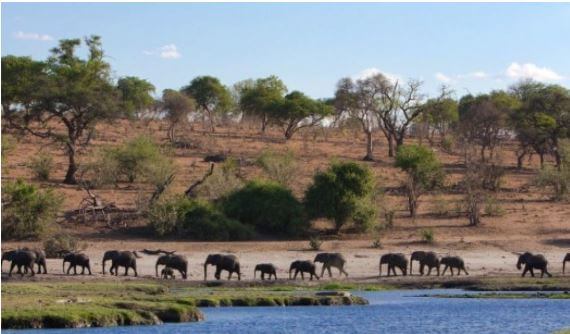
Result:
[182, 76, 233, 132]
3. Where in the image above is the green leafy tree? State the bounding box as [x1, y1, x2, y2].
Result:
[160, 89, 196, 142]
[182, 76, 233, 132]
[117, 76, 155, 117]
[304, 161, 376, 233]
[221, 180, 308, 237]
[536, 140, 570, 200]
[2, 36, 134, 184]
[239, 75, 287, 133]
[395, 144, 445, 218]
[418, 97, 458, 145]
[270, 91, 333, 140]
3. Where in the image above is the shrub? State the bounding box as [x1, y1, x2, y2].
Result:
[256, 150, 297, 187]
[440, 136, 455, 153]
[420, 229, 435, 244]
[29, 151, 53, 181]
[431, 194, 451, 217]
[309, 236, 323, 251]
[148, 197, 254, 241]
[483, 195, 505, 216]
[1, 180, 62, 240]
[383, 209, 395, 228]
[535, 141, 569, 201]
[304, 161, 376, 233]
[197, 159, 243, 200]
[43, 233, 87, 258]
[221, 180, 308, 237]
[371, 238, 382, 249]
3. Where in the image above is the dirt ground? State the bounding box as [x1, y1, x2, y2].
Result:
[2, 119, 570, 282]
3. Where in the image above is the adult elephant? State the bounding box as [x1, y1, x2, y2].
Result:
[379, 253, 408, 277]
[563, 253, 570, 274]
[109, 251, 140, 277]
[24, 248, 47, 274]
[314, 253, 348, 278]
[204, 254, 241, 280]
[254, 263, 278, 280]
[289, 260, 319, 280]
[155, 254, 188, 279]
[441, 256, 469, 276]
[63, 253, 92, 275]
[410, 251, 440, 276]
[2, 250, 19, 272]
[516, 252, 551, 278]
[102, 250, 120, 275]
[6, 250, 36, 277]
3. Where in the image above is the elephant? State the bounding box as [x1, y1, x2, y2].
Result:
[379, 253, 408, 277]
[410, 251, 440, 276]
[441, 256, 469, 276]
[204, 254, 241, 280]
[6, 250, 37, 277]
[161, 267, 175, 279]
[516, 252, 551, 278]
[155, 254, 188, 279]
[102, 250, 120, 274]
[314, 253, 348, 278]
[564, 253, 570, 274]
[2, 250, 20, 273]
[254, 263, 277, 280]
[109, 251, 140, 277]
[63, 253, 92, 275]
[289, 260, 319, 280]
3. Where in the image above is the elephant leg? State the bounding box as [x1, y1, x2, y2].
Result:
[463, 267, 469, 275]
[228, 271, 233, 280]
[419, 263, 425, 276]
[529, 267, 535, 277]
[133, 265, 138, 277]
[67, 265, 72, 275]
[36, 263, 41, 274]
[28, 264, 35, 276]
[8, 262, 16, 277]
[327, 266, 332, 278]
[442, 265, 448, 276]
[427, 267, 432, 276]
[341, 267, 349, 278]
[88, 265, 92, 275]
[320, 265, 326, 278]
[43, 263, 47, 274]
[74, 265, 78, 275]
[521, 266, 528, 277]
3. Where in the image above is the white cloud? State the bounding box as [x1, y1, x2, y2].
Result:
[470, 71, 488, 79]
[435, 72, 452, 83]
[353, 67, 401, 84]
[505, 62, 563, 82]
[143, 44, 181, 59]
[13, 31, 53, 41]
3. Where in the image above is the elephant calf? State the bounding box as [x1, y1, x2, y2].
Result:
[410, 251, 440, 276]
[314, 253, 348, 278]
[161, 267, 175, 279]
[441, 256, 469, 276]
[204, 254, 241, 280]
[517, 252, 551, 278]
[289, 260, 319, 280]
[563, 253, 570, 274]
[63, 253, 92, 275]
[254, 263, 278, 280]
[379, 253, 408, 277]
[156, 254, 188, 279]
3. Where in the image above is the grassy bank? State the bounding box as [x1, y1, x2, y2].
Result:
[1, 281, 368, 329]
[429, 292, 570, 299]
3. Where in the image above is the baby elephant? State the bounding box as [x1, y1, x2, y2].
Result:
[254, 263, 278, 280]
[289, 260, 319, 280]
[517, 252, 552, 278]
[441, 256, 469, 276]
[63, 253, 92, 275]
[161, 267, 176, 279]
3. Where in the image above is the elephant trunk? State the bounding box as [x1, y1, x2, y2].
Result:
[102, 260, 106, 274]
[62, 260, 66, 273]
[155, 263, 160, 277]
[204, 263, 208, 281]
[254, 269, 257, 279]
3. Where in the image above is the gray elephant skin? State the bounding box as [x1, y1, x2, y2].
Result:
[63, 253, 92, 275]
[314, 253, 348, 278]
[441, 256, 469, 276]
[410, 251, 440, 276]
[161, 267, 175, 279]
[102, 250, 120, 274]
[516, 252, 551, 278]
[379, 253, 408, 277]
[564, 253, 570, 274]
[4, 250, 37, 277]
[204, 254, 241, 280]
[289, 260, 319, 280]
[105, 250, 139, 277]
[254, 263, 277, 280]
[156, 254, 188, 279]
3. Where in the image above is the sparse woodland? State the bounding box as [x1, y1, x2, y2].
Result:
[2, 36, 569, 246]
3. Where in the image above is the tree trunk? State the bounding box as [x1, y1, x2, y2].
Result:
[467, 192, 481, 226]
[260, 114, 268, 134]
[64, 144, 78, 185]
[517, 151, 525, 170]
[407, 182, 418, 218]
[387, 135, 395, 158]
[363, 130, 374, 161]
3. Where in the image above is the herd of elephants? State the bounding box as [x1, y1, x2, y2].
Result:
[2, 248, 570, 280]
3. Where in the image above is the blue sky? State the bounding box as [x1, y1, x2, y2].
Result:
[2, 3, 569, 99]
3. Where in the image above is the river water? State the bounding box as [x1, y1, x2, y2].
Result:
[5, 290, 570, 334]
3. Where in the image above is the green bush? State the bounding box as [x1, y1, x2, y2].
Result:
[420, 228, 435, 244]
[196, 159, 243, 200]
[535, 141, 569, 201]
[221, 180, 308, 237]
[256, 150, 297, 187]
[309, 236, 323, 251]
[1, 180, 62, 240]
[29, 151, 53, 181]
[483, 195, 505, 216]
[43, 232, 87, 258]
[148, 197, 254, 241]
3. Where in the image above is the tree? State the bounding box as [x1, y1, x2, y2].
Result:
[270, 91, 333, 140]
[2, 36, 128, 184]
[117, 76, 155, 117]
[239, 75, 287, 133]
[304, 161, 376, 233]
[182, 76, 232, 132]
[395, 144, 444, 218]
[160, 89, 196, 143]
[1, 55, 46, 114]
[417, 97, 458, 145]
[334, 76, 386, 160]
[535, 139, 570, 200]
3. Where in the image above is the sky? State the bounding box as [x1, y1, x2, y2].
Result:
[2, 3, 570, 99]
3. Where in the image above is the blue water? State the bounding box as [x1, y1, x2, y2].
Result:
[5, 290, 570, 334]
